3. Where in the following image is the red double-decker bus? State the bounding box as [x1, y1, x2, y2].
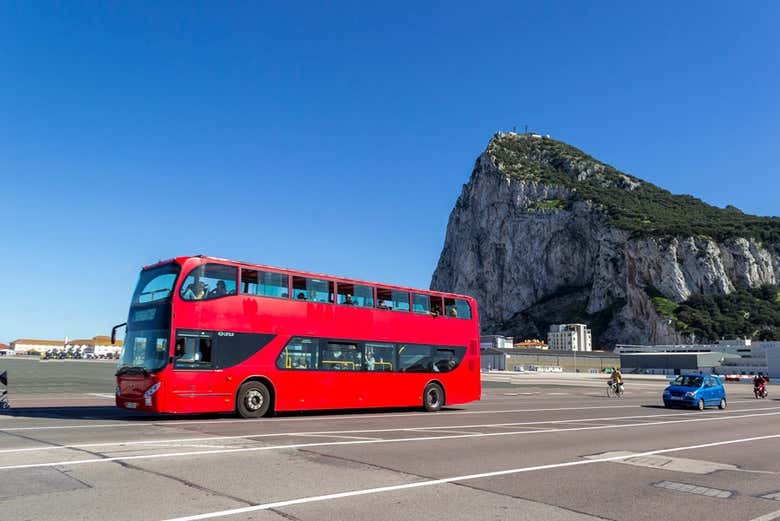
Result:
[114, 255, 480, 417]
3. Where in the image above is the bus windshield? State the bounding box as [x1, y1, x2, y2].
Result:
[117, 329, 170, 373]
[132, 264, 180, 305]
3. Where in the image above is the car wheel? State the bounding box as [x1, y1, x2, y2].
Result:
[236, 381, 272, 418]
[697, 398, 705, 411]
[718, 398, 727, 410]
[423, 382, 444, 412]
[663, 401, 671, 408]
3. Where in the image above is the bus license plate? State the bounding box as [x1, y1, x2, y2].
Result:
[125, 402, 138, 409]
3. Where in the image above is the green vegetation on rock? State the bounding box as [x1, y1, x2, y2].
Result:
[651, 296, 678, 318]
[488, 133, 780, 242]
[669, 285, 780, 341]
[527, 198, 567, 211]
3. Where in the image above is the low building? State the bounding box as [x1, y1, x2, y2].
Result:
[616, 339, 777, 375]
[480, 348, 507, 371]
[767, 345, 780, 379]
[66, 336, 123, 357]
[10, 338, 64, 354]
[0, 343, 13, 356]
[514, 339, 547, 350]
[620, 352, 733, 375]
[547, 324, 592, 352]
[480, 335, 514, 350]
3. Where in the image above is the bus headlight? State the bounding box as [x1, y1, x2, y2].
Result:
[144, 382, 161, 406]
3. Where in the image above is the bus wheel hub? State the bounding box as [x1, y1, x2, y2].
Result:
[246, 390, 264, 410]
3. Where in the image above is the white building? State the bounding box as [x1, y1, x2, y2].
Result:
[11, 339, 64, 354]
[615, 339, 779, 375]
[547, 324, 592, 352]
[480, 335, 514, 350]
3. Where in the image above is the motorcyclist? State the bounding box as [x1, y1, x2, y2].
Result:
[609, 367, 624, 393]
[754, 373, 768, 397]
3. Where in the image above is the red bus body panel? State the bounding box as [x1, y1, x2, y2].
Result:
[117, 256, 481, 415]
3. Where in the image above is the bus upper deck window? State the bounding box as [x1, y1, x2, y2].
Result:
[443, 298, 472, 319]
[180, 264, 237, 301]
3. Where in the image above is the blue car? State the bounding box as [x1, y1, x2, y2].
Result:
[663, 375, 727, 410]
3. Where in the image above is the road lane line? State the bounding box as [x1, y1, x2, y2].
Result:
[293, 434, 380, 441]
[404, 429, 480, 435]
[160, 432, 780, 521]
[3, 405, 778, 455]
[1, 409, 779, 471]
[749, 509, 780, 521]
[0, 400, 763, 432]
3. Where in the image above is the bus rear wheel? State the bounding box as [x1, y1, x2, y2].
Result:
[237, 381, 272, 418]
[423, 383, 444, 412]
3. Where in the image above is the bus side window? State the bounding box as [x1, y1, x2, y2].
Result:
[320, 342, 362, 371]
[444, 297, 471, 318]
[276, 337, 318, 370]
[365, 342, 395, 371]
[454, 299, 472, 319]
[433, 348, 465, 372]
[181, 264, 237, 301]
[412, 294, 430, 314]
[397, 344, 433, 372]
[292, 276, 334, 303]
[174, 333, 213, 369]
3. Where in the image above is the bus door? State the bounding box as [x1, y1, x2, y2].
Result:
[361, 342, 398, 407]
[171, 330, 231, 412]
[318, 341, 365, 408]
[275, 337, 327, 410]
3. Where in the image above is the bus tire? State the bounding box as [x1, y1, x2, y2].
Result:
[423, 382, 444, 412]
[236, 381, 271, 418]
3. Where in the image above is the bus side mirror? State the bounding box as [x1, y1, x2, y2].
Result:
[111, 322, 127, 345]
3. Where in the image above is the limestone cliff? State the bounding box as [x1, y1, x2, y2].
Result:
[430, 133, 780, 347]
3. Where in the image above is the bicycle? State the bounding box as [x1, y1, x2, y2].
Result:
[606, 381, 624, 398]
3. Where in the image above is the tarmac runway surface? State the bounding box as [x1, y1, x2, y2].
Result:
[1, 359, 779, 521]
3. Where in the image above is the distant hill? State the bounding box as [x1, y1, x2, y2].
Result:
[431, 133, 780, 347]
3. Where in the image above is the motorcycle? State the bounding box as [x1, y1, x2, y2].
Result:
[754, 383, 768, 399]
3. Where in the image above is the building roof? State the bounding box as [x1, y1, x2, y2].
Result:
[12, 339, 64, 346]
[69, 337, 123, 347]
[0, 343, 9, 350]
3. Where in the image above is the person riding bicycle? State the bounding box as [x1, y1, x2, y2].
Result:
[609, 367, 624, 393]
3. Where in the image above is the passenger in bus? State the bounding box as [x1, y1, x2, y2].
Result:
[448, 307, 458, 317]
[183, 281, 207, 300]
[209, 280, 228, 298]
[296, 292, 306, 300]
[366, 350, 376, 371]
[377, 299, 390, 310]
[344, 294, 355, 305]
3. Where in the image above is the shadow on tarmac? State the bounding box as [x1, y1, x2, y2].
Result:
[0, 405, 467, 422]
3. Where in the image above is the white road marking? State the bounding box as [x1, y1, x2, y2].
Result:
[1, 409, 779, 471]
[653, 480, 732, 498]
[749, 509, 780, 521]
[2, 405, 778, 455]
[405, 429, 480, 436]
[0, 400, 762, 432]
[293, 434, 380, 441]
[86, 393, 116, 398]
[160, 433, 780, 521]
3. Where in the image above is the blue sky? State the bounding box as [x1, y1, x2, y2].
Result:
[1, 2, 778, 342]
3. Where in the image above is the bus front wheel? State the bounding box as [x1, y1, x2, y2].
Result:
[423, 383, 444, 412]
[237, 381, 272, 418]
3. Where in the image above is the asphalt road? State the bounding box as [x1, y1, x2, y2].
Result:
[1, 360, 779, 521]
